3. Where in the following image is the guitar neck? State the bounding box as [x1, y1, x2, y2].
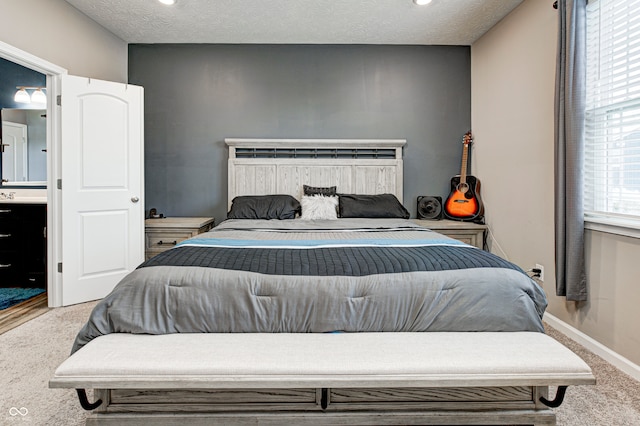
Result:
[459, 142, 469, 184]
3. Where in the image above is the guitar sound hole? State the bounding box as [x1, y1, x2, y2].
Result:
[457, 182, 469, 194]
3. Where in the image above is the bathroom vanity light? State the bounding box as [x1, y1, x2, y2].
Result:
[14, 87, 30, 103]
[14, 86, 47, 104]
[31, 88, 47, 104]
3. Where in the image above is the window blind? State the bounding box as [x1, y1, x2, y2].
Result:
[585, 0, 640, 221]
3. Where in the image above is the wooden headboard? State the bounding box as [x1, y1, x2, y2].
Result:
[225, 138, 406, 208]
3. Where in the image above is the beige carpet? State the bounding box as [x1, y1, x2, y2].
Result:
[545, 325, 640, 425]
[0, 300, 97, 425]
[0, 301, 639, 425]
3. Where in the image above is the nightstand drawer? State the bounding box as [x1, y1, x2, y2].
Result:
[412, 219, 487, 250]
[146, 230, 195, 249]
[144, 217, 215, 260]
[446, 235, 475, 246]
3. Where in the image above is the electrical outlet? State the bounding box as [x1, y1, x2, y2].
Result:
[534, 263, 544, 282]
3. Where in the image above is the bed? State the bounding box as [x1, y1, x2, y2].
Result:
[50, 139, 594, 425]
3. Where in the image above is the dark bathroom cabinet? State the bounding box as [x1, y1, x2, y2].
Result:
[0, 203, 46, 288]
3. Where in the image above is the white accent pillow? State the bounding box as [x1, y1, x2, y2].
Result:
[300, 195, 339, 220]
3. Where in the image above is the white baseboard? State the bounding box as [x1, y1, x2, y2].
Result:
[544, 312, 640, 382]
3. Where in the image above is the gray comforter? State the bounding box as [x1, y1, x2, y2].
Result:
[72, 219, 547, 353]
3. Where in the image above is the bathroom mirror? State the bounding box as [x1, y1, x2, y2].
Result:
[1, 108, 47, 186]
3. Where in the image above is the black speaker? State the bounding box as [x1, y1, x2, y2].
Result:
[417, 196, 443, 220]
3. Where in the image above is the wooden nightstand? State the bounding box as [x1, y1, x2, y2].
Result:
[412, 219, 487, 249]
[145, 217, 215, 260]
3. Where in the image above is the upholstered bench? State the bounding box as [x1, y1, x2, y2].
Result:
[50, 332, 595, 425]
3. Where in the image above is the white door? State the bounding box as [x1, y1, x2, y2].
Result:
[1, 121, 28, 182]
[60, 75, 144, 306]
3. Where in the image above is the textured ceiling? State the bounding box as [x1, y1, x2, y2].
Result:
[63, 0, 524, 45]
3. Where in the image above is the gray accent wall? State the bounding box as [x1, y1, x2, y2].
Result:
[128, 44, 471, 222]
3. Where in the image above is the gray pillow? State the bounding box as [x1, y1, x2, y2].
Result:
[338, 194, 410, 219]
[227, 195, 301, 220]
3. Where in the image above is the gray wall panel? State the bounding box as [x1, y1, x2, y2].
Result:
[128, 44, 471, 222]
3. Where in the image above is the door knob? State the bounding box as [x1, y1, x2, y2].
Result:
[131, 196, 140, 203]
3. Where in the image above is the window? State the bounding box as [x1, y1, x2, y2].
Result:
[585, 0, 640, 230]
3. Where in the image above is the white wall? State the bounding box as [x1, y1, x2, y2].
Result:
[472, 0, 640, 366]
[0, 0, 127, 82]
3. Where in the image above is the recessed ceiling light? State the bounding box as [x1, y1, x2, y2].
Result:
[414, 0, 432, 5]
[158, 0, 176, 5]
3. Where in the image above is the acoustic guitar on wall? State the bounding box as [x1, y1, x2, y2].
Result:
[444, 131, 484, 222]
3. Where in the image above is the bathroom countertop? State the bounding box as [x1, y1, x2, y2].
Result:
[0, 197, 47, 204]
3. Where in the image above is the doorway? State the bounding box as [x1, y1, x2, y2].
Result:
[1, 121, 28, 181]
[0, 40, 66, 308]
[1, 41, 145, 309]
[0, 60, 48, 325]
